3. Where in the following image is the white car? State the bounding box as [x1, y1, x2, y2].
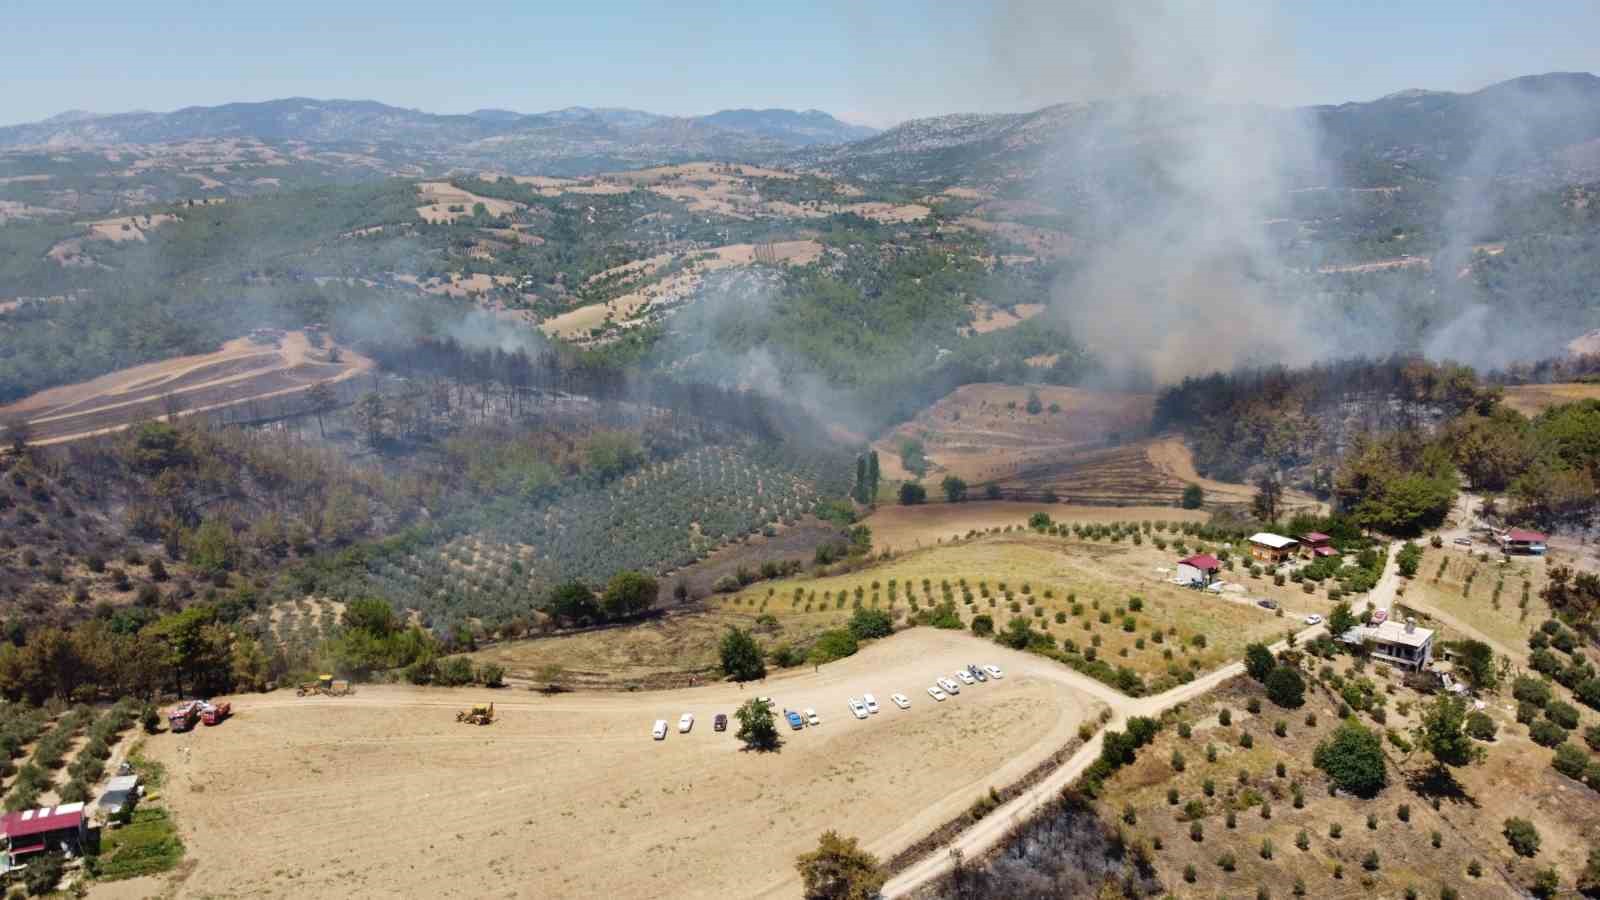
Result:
[954, 670, 976, 685]
[756, 696, 773, 707]
[937, 677, 961, 695]
[848, 698, 868, 719]
[1304, 614, 1323, 625]
[983, 665, 1004, 680]
[863, 693, 880, 714]
[890, 693, 911, 709]
[805, 707, 820, 726]
[927, 686, 947, 702]
[652, 720, 668, 740]
[678, 713, 694, 733]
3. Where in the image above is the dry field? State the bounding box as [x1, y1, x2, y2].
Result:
[539, 240, 822, 338]
[1500, 382, 1600, 417]
[962, 301, 1045, 334]
[1398, 545, 1552, 657]
[872, 383, 1155, 485]
[1096, 656, 1598, 899]
[0, 330, 371, 445]
[120, 630, 1114, 900]
[415, 181, 523, 223]
[861, 501, 1207, 551]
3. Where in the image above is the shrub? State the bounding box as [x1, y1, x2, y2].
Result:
[1398, 803, 1410, 822]
[1546, 701, 1581, 730]
[476, 663, 505, 688]
[1190, 821, 1203, 842]
[1552, 742, 1590, 780]
[1503, 817, 1541, 857]
[1467, 859, 1483, 877]
[1513, 676, 1552, 707]
[1217, 851, 1237, 872]
[1315, 720, 1387, 797]
[1363, 849, 1381, 871]
[1529, 719, 1568, 748]
[1218, 708, 1232, 726]
[1266, 666, 1306, 708]
[1240, 731, 1254, 748]
[1183, 863, 1197, 882]
[1465, 711, 1497, 741]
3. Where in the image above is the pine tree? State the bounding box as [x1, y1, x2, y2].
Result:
[854, 455, 869, 503]
[867, 451, 881, 503]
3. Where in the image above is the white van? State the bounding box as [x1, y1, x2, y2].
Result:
[678, 712, 695, 733]
[652, 720, 668, 740]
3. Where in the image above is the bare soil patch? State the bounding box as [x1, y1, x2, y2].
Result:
[0, 331, 372, 444]
[1501, 381, 1600, 416]
[415, 181, 523, 223]
[139, 630, 1104, 900]
[862, 501, 1206, 552]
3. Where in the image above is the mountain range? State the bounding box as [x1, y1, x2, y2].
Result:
[4, 73, 1600, 185]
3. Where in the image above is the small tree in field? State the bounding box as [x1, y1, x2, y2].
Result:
[1503, 817, 1541, 857]
[1182, 483, 1204, 509]
[1266, 666, 1306, 708]
[941, 475, 968, 503]
[736, 698, 780, 752]
[1314, 719, 1387, 797]
[795, 830, 885, 899]
[720, 627, 766, 681]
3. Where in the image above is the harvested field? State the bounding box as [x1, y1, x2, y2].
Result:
[1500, 382, 1600, 417]
[131, 630, 1112, 900]
[0, 331, 371, 444]
[1144, 436, 1323, 513]
[872, 383, 1155, 486]
[1399, 546, 1552, 655]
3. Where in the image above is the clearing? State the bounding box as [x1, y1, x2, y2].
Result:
[127, 629, 1111, 900]
[1500, 382, 1600, 417]
[0, 330, 371, 445]
[415, 181, 524, 223]
[862, 501, 1206, 552]
[872, 383, 1154, 486]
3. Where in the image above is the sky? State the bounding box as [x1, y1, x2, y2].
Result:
[2, 0, 1597, 127]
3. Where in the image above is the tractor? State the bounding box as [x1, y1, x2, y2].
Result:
[456, 702, 495, 725]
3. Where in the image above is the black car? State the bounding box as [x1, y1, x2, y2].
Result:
[713, 713, 728, 732]
[969, 665, 988, 682]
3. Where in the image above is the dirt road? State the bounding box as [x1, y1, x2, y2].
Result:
[880, 622, 1326, 898]
[120, 630, 1113, 900]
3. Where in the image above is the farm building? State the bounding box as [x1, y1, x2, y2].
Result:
[1247, 532, 1298, 564]
[1499, 528, 1548, 555]
[1298, 532, 1336, 557]
[1, 802, 88, 862]
[1175, 553, 1221, 587]
[1337, 618, 1435, 672]
[96, 775, 141, 818]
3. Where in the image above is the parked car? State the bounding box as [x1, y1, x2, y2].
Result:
[968, 665, 988, 682]
[848, 698, 868, 719]
[678, 713, 694, 734]
[955, 670, 976, 685]
[1304, 614, 1323, 625]
[1453, 537, 1472, 547]
[863, 693, 880, 714]
[805, 708, 820, 726]
[785, 710, 805, 730]
[756, 696, 773, 707]
[1371, 609, 1388, 624]
[652, 720, 668, 740]
[937, 678, 961, 695]
[1258, 599, 1279, 610]
[927, 686, 947, 702]
[713, 713, 728, 732]
[890, 693, 911, 709]
[983, 665, 1004, 679]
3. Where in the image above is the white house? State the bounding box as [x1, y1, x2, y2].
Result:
[1175, 553, 1221, 586]
[1338, 618, 1435, 672]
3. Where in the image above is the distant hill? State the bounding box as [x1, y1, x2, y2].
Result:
[794, 72, 1600, 188]
[0, 98, 879, 175]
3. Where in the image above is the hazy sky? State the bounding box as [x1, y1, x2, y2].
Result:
[3, 0, 1597, 127]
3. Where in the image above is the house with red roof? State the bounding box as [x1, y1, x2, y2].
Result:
[1500, 529, 1548, 555]
[1, 802, 87, 862]
[1298, 532, 1337, 558]
[1176, 553, 1221, 587]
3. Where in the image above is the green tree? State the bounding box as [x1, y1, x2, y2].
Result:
[970, 614, 994, 636]
[1181, 483, 1204, 509]
[601, 571, 658, 620]
[720, 627, 767, 682]
[1412, 694, 1484, 771]
[1328, 601, 1359, 637]
[1245, 643, 1276, 682]
[1266, 666, 1306, 709]
[1397, 542, 1423, 577]
[898, 482, 926, 506]
[847, 607, 893, 640]
[1314, 719, 1388, 797]
[810, 629, 859, 664]
[545, 581, 600, 625]
[941, 475, 968, 503]
[1025, 389, 1043, 415]
[1450, 639, 1499, 692]
[795, 830, 886, 900]
[866, 451, 881, 502]
[735, 698, 780, 751]
[1503, 817, 1541, 857]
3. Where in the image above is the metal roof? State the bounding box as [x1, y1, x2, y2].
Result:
[1178, 553, 1220, 570]
[1505, 529, 1548, 543]
[1, 803, 85, 840]
[1248, 532, 1298, 549]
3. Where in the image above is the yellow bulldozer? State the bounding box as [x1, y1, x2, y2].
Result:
[297, 674, 353, 697]
[456, 702, 495, 725]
